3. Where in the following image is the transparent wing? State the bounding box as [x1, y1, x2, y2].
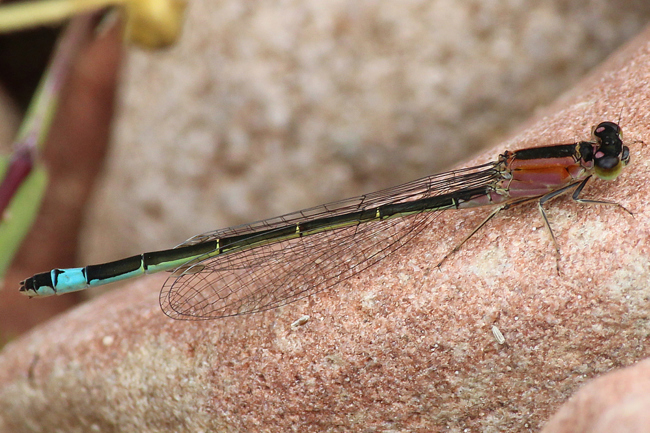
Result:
[160, 210, 439, 320]
[175, 161, 499, 246]
[160, 161, 502, 320]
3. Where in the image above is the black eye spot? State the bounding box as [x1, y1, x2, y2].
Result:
[596, 155, 618, 170]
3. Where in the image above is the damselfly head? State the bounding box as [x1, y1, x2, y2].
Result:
[592, 121, 629, 180]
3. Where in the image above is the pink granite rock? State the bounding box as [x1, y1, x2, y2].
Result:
[2, 6, 650, 433]
[542, 359, 650, 433]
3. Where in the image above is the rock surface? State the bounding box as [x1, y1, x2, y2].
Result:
[1, 20, 650, 433]
[82, 0, 650, 265]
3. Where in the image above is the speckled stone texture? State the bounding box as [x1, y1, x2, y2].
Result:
[1, 13, 650, 433]
[542, 359, 650, 433]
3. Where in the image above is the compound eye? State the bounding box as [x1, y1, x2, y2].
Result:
[621, 146, 630, 165]
[593, 122, 621, 142]
[596, 155, 619, 170]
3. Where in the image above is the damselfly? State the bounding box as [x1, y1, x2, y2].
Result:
[20, 122, 631, 320]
